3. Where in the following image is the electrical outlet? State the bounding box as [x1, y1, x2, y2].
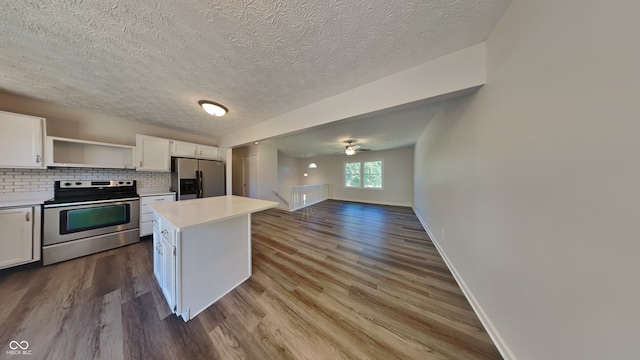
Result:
[441, 229, 445, 239]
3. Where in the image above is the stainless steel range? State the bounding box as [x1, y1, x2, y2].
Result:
[42, 180, 140, 265]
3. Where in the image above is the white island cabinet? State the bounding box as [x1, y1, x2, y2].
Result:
[149, 195, 278, 321]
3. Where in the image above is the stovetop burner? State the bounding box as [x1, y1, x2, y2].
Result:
[44, 180, 138, 205]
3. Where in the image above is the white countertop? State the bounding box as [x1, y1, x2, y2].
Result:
[138, 187, 175, 197]
[0, 191, 53, 207]
[148, 195, 278, 231]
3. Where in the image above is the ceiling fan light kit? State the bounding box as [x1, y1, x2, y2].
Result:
[344, 140, 361, 155]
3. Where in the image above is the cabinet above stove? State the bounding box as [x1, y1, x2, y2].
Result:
[46, 136, 135, 169]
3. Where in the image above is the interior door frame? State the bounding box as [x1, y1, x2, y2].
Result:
[243, 153, 259, 198]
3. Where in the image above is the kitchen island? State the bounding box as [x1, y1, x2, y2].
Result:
[148, 195, 278, 321]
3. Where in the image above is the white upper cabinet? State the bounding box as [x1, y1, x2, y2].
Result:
[197, 144, 219, 160]
[46, 136, 135, 169]
[170, 140, 198, 157]
[170, 140, 219, 160]
[136, 134, 171, 172]
[0, 110, 46, 169]
[171, 141, 219, 160]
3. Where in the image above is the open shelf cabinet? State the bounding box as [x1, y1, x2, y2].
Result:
[46, 136, 135, 169]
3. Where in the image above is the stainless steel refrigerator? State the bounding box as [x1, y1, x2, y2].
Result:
[170, 158, 225, 200]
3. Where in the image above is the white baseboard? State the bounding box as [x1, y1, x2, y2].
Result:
[330, 197, 412, 207]
[411, 207, 515, 360]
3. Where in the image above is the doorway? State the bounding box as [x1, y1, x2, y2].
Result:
[243, 154, 258, 198]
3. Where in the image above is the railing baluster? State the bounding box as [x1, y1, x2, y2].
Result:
[288, 184, 328, 211]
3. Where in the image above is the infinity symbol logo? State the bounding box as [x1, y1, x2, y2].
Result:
[9, 340, 29, 350]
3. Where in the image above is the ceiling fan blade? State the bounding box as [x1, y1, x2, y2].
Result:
[352, 145, 361, 150]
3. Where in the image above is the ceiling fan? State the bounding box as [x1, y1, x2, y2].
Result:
[343, 140, 370, 155]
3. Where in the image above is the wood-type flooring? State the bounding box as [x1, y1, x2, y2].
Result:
[0, 200, 501, 359]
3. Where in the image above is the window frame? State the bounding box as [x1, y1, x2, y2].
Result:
[343, 159, 383, 190]
[344, 161, 362, 188]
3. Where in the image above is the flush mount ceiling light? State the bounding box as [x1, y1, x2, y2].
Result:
[308, 163, 317, 168]
[198, 100, 228, 117]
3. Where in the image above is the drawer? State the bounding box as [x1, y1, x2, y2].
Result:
[141, 212, 154, 223]
[160, 220, 174, 245]
[141, 204, 151, 215]
[152, 214, 161, 231]
[140, 194, 175, 206]
[140, 221, 153, 237]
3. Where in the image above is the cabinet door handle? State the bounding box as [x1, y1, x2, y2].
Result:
[139, 161, 143, 167]
[162, 229, 169, 235]
[25, 212, 31, 222]
[158, 242, 162, 255]
[36, 155, 41, 163]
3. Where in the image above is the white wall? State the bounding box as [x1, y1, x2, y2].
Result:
[231, 146, 248, 196]
[303, 147, 413, 207]
[227, 144, 280, 202]
[413, 0, 640, 359]
[220, 43, 486, 149]
[0, 91, 218, 194]
[220, 42, 486, 205]
[0, 91, 217, 146]
[277, 151, 303, 204]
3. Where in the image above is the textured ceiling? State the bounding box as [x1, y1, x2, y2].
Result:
[0, 0, 511, 138]
[264, 101, 442, 158]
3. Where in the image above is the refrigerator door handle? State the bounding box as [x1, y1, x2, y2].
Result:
[198, 170, 204, 197]
[195, 170, 201, 198]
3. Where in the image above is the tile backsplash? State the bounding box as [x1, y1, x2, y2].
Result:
[0, 167, 170, 193]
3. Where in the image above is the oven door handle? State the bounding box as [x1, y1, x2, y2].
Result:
[44, 197, 140, 208]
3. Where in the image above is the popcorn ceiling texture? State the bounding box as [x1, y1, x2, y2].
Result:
[0, 0, 511, 138]
[0, 168, 170, 193]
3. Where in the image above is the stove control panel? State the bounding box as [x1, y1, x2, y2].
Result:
[59, 180, 134, 188]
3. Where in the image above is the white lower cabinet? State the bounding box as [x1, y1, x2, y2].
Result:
[152, 217, 162, 284]
[160, 235, 176, 310]
[153, 213, 176, 312]
[0, 206, 40, 269]
[140, 193, 175, 237]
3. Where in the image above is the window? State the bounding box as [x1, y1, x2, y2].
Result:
[344, 160, 382, 188]
[345, 162, 361, 188]
[363, 161, 382, 188]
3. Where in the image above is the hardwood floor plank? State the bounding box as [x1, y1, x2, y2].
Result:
[121, 292, 172, 360]
[0, 200, 501, 359]
[98, 290, 125, 360]
[92, 254, 122, 298]
[196, 303, 227, 334]
[163, 311, 220, 360]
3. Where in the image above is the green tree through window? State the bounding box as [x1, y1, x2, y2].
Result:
[364, 161, 382, 188]
[344, 160, 382, 188]
[345, 162, 361, 187]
